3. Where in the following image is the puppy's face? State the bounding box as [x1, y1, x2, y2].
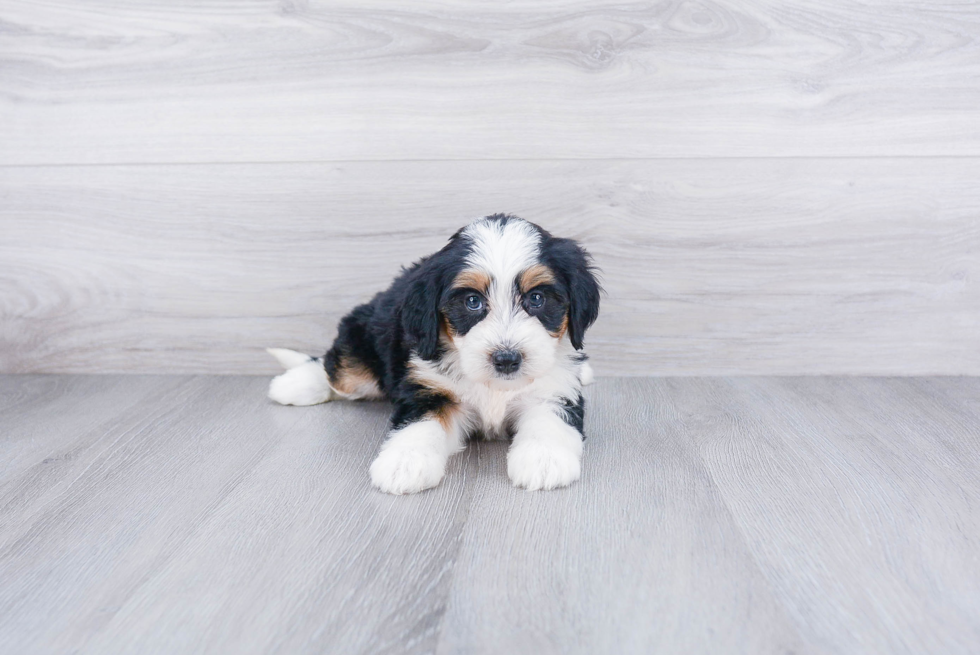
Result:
[434, 217, 598, 388]
[443, 266, 564, 387]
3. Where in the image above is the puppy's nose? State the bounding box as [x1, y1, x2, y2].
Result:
[491, 349, 522, 374]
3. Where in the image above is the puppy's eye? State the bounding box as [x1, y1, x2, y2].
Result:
[465, 294, 484, 311]
[527, 291, 545, 309]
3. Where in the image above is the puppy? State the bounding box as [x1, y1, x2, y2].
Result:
[267, 214, 600, 494]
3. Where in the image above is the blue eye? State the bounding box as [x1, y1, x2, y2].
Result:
[465, 294, 483, 311]
[527, 291, 544, 309]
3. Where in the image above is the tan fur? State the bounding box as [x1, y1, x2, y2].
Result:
[428, 402, 461, 432]
[440, 314, 456, 341]
[329, 357, 383, 399]
[519, 264, 556, 293]
[452, 269, 492, 293]
[407, 360, 458, 401]
[406, 360, 461, 431]
[551, 314, 568, 340]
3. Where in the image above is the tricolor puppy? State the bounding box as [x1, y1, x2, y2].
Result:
[267, 214, 600, 494]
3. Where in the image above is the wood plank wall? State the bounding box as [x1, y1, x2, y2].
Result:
[1, 1, 978, 375]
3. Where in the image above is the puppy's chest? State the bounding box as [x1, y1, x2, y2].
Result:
[453, 383, 525, 440]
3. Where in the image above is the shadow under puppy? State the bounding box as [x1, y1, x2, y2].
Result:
[268, 214, 600, 494]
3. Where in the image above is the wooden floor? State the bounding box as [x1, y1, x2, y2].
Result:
[1, 375, 979, 654]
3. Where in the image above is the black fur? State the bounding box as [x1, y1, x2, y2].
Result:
[537, 232, 601, 350]
[390, 381, 455, 430]
[442, 287, 489, 336]
[558, 394, 586, 436]
[520, 283, 567, 335]
[322, 214, 599, 432]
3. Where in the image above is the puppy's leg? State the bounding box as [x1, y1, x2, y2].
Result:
[507, 400, 584, 491]
[370, 417, 464, 495]
[268, 303, 384, 406]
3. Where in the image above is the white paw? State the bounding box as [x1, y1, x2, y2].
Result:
[507, 439, 582, 491]
[579, 361, 595, 386]
[268, 361, 333, 406]
[370, 446, 447, 495]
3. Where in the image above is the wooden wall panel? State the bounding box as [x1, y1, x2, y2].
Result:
[2, 158, 978, 375]
[2, 0, 980, 164]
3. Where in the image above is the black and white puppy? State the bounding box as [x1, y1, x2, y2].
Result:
[267, 214, 600, 494]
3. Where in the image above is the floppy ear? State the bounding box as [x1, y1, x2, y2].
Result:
[401, 278, 443, 360]
[546, 238, 600, 350]
[567, 253, 600, 350]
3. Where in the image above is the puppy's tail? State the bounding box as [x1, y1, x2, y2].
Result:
[266, 348, 334, 406]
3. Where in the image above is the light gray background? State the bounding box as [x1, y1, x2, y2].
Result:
[3, 5, 980, 653]
[2, 0, 979, 374]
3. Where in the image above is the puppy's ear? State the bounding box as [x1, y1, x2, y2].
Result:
[545, 238, 600, 350]
[402, 279, 442, 360]
[567, 249, 600, 351]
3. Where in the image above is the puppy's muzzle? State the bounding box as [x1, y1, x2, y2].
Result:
[491, 349, 522, 375]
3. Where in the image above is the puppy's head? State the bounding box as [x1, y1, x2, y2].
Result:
[403, 214, 600, 387]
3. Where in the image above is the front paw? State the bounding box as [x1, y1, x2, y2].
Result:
[507, 440, 581, 491]
[370, 446, 447, 495]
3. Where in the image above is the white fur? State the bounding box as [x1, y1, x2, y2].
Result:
[272, 217, 593, 494]
[455, 218, 557, 386]
[464, 218, 541, 287]
[370, 419, 464, 494]
[409, 338, 583, 441]
[507, 403, 583, 490]
[408, 344, 585, 490]
[382, 217, 589, 492]
[267, 347, 315, 370]
[267, 348, 334, 406]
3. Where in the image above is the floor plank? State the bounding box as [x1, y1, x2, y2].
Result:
[437, 379, 805, 655]
[3, 158, 978, 376]
[682, 377, 980, 654]
[2, 1, 980, 163]
[1, 375, 979, 654]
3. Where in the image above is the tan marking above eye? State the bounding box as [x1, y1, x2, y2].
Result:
[519, 264, 556, 293]
[452, 269, 492, 294]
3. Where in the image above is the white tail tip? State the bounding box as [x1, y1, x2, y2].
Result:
[266, 347, 315, 370]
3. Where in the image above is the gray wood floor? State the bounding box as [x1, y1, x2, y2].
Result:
[1, 375, 978, 654]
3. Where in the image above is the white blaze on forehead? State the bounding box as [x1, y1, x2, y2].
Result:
[462, 218, 541, 292]
[453, 218, 560, 383]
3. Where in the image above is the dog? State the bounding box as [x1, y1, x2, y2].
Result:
[267, 214, 600, 494]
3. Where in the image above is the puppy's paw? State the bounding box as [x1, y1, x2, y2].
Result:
[507, 439, 581, 491]
[579, 361, 595, 386]
[268, 361, 333, 406]
[370, 446, 447, 495]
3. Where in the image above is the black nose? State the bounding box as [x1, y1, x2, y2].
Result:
[491, 349, 522, 374]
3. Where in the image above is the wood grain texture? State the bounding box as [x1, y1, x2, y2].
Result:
[1, 375, 979, 654]
[2, 158, 978, 375]
[2, 0, 980, 164]
[0, 375, 476, 654]
[437, 378, 805, 654]
[677, 377, 980, 654]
